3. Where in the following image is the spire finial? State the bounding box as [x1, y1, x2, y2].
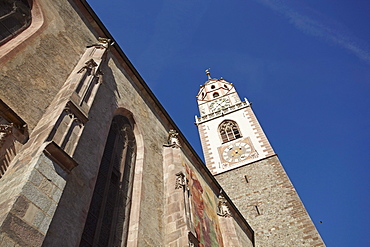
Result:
[205, 68, 211, 80]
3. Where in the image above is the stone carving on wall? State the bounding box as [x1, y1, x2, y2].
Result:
[175, 170, 196, 237]
[217, 193, 231, 217]
[175, 172, 185, 189]
[88, 37, 112, 49]
[166, 129, 181, 147]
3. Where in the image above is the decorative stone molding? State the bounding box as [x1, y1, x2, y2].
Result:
[217, 193, 231, 218]
[195, 101, 250, 124]
[65, 101, 88, 124]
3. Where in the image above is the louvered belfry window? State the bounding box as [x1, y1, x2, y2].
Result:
[219, 120, 242, 143]
[0, 0, 32, 45]
[80, 116, 136, 247]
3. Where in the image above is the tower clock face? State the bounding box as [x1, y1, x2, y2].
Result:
[209, 98, 230, 112]
[222, 141, 252, 163]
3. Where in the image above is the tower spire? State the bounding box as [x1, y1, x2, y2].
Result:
[205, 68, 212, 80]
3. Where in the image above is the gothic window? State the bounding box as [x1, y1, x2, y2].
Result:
[0, 0, 32, 45]
[80, 115, 136, 247]
[219, 120, 242, 143]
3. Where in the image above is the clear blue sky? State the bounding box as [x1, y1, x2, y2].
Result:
[87, 0, 370, 246]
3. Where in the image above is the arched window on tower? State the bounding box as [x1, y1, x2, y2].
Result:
[80, 115, 136, 247]
[219, 120, 242, 143]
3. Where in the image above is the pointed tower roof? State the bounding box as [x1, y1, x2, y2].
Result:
[196, 69, 235, 101]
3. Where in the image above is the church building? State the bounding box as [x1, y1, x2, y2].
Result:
[0, 0, 324, 246]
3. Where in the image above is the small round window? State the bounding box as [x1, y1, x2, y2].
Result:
[211, 85, 216, 89]
[224, 84, 228, 89]
[213, 92, 219, 98]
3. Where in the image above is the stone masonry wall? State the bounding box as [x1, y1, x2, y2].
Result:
[0, 152, 66, 247]
[215, 155, 325, 247]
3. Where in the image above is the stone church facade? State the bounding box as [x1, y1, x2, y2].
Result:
[0, 0, 324, 246]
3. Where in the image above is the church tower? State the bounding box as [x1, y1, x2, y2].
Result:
[195, 71, 325, 246]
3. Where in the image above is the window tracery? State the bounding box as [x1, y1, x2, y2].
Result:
[219, 120, 242, 143]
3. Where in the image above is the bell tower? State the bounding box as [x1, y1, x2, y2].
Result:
[195, 70, 274, 175]
[195, 71, 325, 246]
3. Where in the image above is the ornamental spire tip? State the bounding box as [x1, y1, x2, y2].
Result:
[205, 68, 212, 80]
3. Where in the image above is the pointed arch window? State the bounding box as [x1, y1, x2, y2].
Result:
[80, 115, 136, 247]
[0, 0, 32, 45]
[219, 120, 242, 143]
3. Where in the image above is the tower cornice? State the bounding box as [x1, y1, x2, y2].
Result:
[195, 100, 250, 125]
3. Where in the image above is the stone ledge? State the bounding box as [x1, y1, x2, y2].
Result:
[43, 142, 79, 174]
